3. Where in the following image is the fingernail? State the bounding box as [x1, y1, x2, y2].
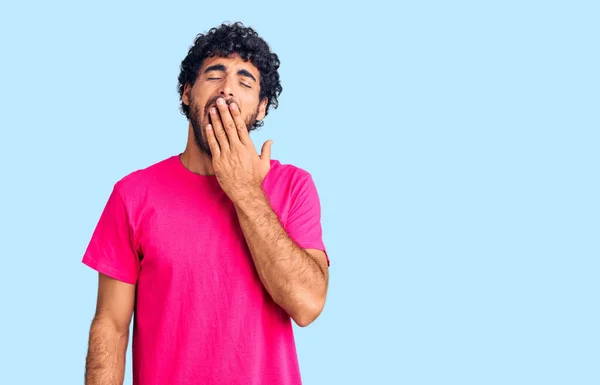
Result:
[206, 124, 212, 130]
[230, 103, 237, 110]
[217, 98, 225, 106]
[211, 107, 217, 114]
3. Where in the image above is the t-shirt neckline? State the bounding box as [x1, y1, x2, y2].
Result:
[173, 153, 219, 181]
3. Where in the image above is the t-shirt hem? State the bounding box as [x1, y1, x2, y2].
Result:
[82, 255, 138, 285]
[298, 243, 330, 266]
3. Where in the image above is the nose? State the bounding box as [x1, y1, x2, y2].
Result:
[219, 76, 235, 98]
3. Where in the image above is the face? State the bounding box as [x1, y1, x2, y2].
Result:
[182, 54, 267, 156]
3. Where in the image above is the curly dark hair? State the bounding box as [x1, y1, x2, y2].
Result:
[177, 22, 282, 130]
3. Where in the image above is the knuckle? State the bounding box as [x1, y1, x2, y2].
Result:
[216, 130, 227, 139]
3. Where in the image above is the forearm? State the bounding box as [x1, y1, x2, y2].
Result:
[85, 316, 129, 385]
[234, 187, 327, 326]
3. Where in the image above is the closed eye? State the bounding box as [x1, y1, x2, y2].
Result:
[240, 82, 252, 89]
[207, 77, 221, 80]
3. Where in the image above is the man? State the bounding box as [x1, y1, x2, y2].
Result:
[82, 22, 329, 385]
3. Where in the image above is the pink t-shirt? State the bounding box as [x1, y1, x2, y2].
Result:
[82, 154, 328, 385]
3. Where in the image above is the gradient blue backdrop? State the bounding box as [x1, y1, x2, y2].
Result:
[1, 1, 598, 384]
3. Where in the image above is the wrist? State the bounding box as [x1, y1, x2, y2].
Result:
[231, 185, 266, 208]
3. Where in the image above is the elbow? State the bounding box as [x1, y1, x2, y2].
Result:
[294, 314, 317, 328]
[291, 295, 326, 328]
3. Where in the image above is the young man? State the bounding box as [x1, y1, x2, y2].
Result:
[82, 22, 329, 385]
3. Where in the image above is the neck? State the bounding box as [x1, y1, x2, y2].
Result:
[180, 123, 215, 175]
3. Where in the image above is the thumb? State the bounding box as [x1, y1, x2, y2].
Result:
[260, 140, 273, 162]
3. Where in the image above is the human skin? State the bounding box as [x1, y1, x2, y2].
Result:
[204, 93, 329, 326]
[85, 54, 328, 385]
[183, 54, 328, 326]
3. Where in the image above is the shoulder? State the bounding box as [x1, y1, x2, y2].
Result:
[112, 155, 177, 198]
[268, 159, 313, 183]
[264, 159, 319, 200]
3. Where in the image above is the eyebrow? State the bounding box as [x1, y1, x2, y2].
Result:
[237, 69, 257, 82]
[203, 64, 257, 82]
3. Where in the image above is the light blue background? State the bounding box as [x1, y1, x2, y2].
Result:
[0, 1, 598, 384]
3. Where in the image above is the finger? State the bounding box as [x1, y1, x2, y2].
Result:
[209, 105, 230, 152]
[216, 98, 240, 145]
[260, 140, 273, 163]
[228, 102, 252, 146]
[205, 124, 221, 158]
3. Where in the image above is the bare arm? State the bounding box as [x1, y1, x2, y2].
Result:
[203, 98, 329, 326]
[234, 187, 329, 327]
[85, 273, 136, 385]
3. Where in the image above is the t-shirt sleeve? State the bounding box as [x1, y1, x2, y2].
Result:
[284, 172, 329, 265]
[82, 184, 141, 284]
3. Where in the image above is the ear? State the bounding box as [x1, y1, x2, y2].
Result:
[256, 98, 268, 121]
[182, 83, 191, 106]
